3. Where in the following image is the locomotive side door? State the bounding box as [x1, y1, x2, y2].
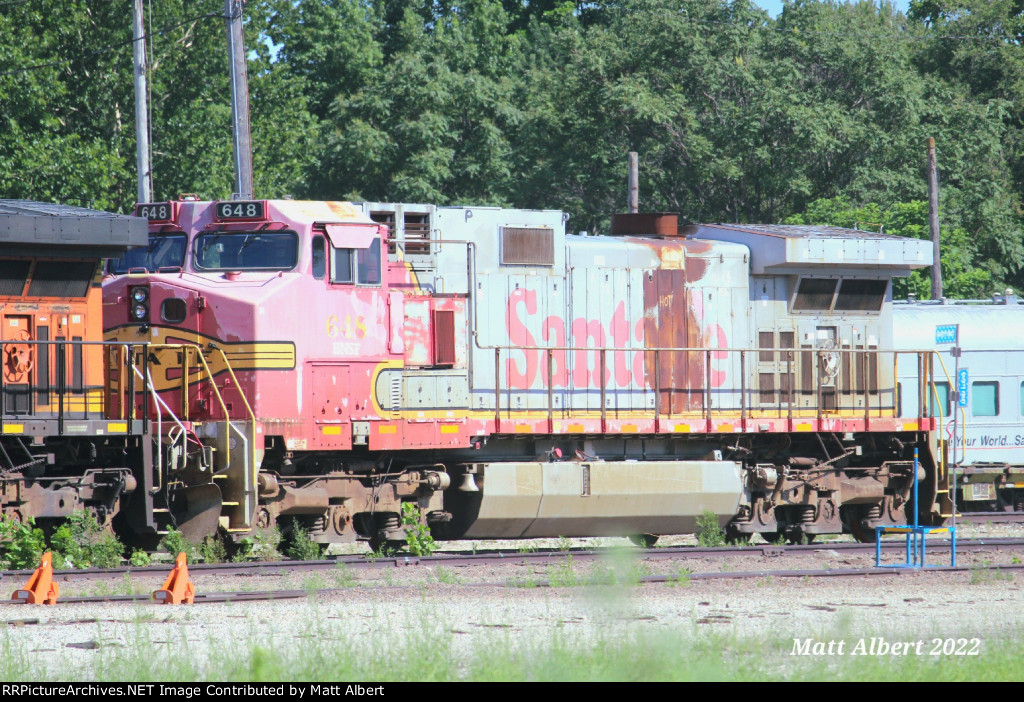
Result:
[752, 277, 795, 415]
[310, 362, 351, 450]
[2, 314, 33, 414]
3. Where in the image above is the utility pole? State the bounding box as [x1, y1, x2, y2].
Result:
[225, 0, 253, 199]
[132, 0, 151, 203]
[627, 152, 639, 213]
[927, 137, 943, 299]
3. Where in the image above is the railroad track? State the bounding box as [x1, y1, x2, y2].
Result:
[4, 537, 1023, 582]
[960, 512, 1024, 524]
[4, 560, 1021, 608]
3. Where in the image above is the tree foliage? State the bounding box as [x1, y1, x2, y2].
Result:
[3, 0, 1024, 294]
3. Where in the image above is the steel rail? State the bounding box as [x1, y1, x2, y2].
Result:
[4, 537, 1023, 582]
[7, 561, 1023, 607]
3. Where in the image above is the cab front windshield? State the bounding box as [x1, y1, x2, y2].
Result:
[109, 234, 187, 273]
[194, 231, 298, 271]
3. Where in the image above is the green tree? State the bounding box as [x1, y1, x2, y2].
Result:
[300, 0, 521, 204]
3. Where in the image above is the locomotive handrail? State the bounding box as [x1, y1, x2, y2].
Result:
[487, 343, 942, 429]
[141, 342, 256, 531]
[128, 362, 190, 496]
[209, 345, 258, 527]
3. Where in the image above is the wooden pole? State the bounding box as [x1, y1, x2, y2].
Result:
[132, 0, 151, 202]
[927, 137, 943, 299]
[225, 0, 254, 199]
[628, 152, 638, 213]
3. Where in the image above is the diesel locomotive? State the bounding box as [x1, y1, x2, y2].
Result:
[100, 198, 951, 548]
[0, 200, 152, 535]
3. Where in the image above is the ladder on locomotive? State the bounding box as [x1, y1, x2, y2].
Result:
[108, 343, 257, 534]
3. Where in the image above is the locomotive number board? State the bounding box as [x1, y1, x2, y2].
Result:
[134, 202, 177, 222]
[215, 200, 267, 221]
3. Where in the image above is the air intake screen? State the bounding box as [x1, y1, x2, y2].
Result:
[29, 261, 94, 298]
[834, 279, 887, 311]
[501, 227, 554, 266]
[0, 260, 30, 296]
[433, 309, 456, 367]
[793, 278, 837, 311]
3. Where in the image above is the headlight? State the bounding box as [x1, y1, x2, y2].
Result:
[131, 287, 149, 303]
[132, 303, 149, 320]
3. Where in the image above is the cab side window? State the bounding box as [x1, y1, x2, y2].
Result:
[356, 237, 381, 285]
[312, 235, 326, 280]
[330, 248, 354, 284]
[330, 237, 381, 286]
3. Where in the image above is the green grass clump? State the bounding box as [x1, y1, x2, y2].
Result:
[198, 534, 228, 564]
[159, 526, 199, 563]
[51, 511, 124, 569]
[231, 527, 282, 562]
[547, 555, 579, 587]
[285, 519, 324, 561]
[2, 608, 1023, 682]
[695, 510, 726, 548]
[402, 502, 437, 556]
[0, 515, 45, 569]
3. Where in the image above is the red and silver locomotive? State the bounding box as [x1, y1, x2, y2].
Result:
[103, 198, 949, 547]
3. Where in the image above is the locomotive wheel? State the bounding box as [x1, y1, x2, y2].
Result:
[759, 531, 783, 545]
[628, 534, 659, 548]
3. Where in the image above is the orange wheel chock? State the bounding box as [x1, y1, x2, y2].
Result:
[12, 552, 59, 605]
[152, 552, 195, 604]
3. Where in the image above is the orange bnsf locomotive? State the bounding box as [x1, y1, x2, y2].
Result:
[0, 200, 154, 534]
[100, 197, 955, 548]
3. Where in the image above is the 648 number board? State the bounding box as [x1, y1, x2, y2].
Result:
[134, 202, 175, 221]
[215, 201, 266, 221]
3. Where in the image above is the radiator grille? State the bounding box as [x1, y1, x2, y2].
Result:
[0, 260, 30, 296]
[501, 227, 554, 266]
[28, 261, 94, 298]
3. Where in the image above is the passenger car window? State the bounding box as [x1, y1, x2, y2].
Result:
[972, 381, 999, 417]
[929, 382, 950, 418]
